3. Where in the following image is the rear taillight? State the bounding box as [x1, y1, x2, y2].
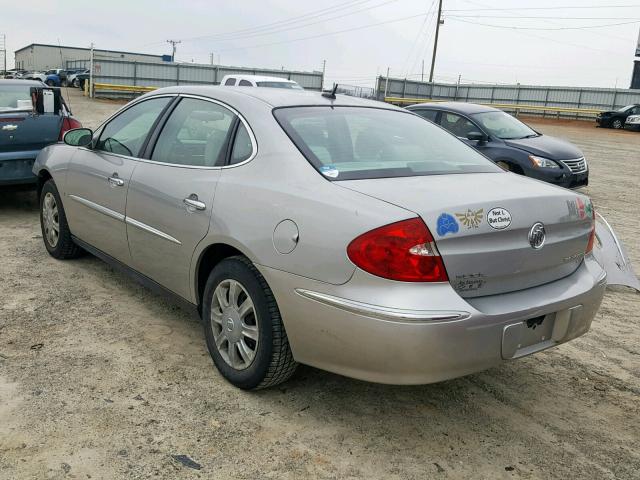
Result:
[59, 116, 82, 141]
[347, 218, 448, 282]
[585, 204, 596, 254]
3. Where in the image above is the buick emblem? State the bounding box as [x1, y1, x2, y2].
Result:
[528, 222, 546, 249]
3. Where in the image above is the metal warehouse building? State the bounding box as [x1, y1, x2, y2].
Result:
[14, 43, 170, 71]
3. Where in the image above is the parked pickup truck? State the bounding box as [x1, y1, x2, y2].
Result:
[1, 80, 81, 186]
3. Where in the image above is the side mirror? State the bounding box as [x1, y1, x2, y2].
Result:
[467, 131, 488, 143]
[64, 128, 93, 147]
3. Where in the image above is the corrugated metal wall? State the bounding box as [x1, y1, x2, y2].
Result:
[67, 59, 323, 95]
[377, 77, 640, 119]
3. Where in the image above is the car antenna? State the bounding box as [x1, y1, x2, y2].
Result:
[322, 83, 338, 100]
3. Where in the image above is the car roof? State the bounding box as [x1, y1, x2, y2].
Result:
[0, 79, 44, 86]
[406, 101, 496, 114]
[145, 85, 403, 110]
[221, 74, 298, 84]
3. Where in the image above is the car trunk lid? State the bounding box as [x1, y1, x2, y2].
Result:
[0, 112, 62, 152]
[338, 172, 593, 298]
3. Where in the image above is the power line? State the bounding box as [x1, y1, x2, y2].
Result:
[212, 12, 430, 52]
[443, 4, 640, 11]
[182, 0, 377, 42]
[401, 0, 437, 77]
[187, 0, 401, 44]
[448, 17, 640, 31]
[447, 15, 640, 20]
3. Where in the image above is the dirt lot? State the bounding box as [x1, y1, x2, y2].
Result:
[1, 89, 639, 479]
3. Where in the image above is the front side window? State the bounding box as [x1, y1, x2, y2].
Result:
[96, 97, 172, 157]
[439, 112, 479, 138]
[151, 98, 236, 167]
[238, 79, 253, 86]
[274, 106, 501, 181]
[471, 110, 538, 140]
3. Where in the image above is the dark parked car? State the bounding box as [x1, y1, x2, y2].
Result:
[0, 80, 81, 186]
[596, 104, 640, 129]
[407, 102, 588, 189]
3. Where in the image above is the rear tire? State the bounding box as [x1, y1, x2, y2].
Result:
[45, 80, 55, 87]
[40, 180, 82, 259]
[202, 256, 297, 390]
[72, 78, 80, 88]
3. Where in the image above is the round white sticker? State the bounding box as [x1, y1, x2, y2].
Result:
[487, 207, 512, 230]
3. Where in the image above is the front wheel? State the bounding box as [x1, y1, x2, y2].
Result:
[612, 119, 623, 129]
[40, 180, 82, 259]
[45, 80, 55, 87]
[202, 256, 297, 390]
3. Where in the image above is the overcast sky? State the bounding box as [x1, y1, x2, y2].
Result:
[2, 0, 640, 88]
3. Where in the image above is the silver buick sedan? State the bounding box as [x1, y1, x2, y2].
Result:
[33, 87, 606, 389]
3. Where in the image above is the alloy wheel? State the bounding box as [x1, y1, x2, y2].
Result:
[210, 279, 259, 370]
[612, 119, 623, 129]
[42, 192, 60, 248]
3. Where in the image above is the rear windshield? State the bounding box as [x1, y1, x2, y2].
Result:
[0, 85, 32, 112]
[257, 81, 303, 90]
[274, 106, 501, 180]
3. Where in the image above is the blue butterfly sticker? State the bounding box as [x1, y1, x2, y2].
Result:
[437, 213, 459, 236]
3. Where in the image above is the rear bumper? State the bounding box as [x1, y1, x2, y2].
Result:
[0, 150, 39, 185]
[260, 256, 606, 384]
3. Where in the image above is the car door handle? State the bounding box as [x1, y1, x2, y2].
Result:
[183, 195, 206, 211]
[107, 174, 125, 187]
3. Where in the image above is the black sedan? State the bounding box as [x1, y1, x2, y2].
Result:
[596, 104, 640, 129]
[407, 102, 588, 189]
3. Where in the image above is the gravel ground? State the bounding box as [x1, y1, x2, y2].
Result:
[1, 89, 639, 479]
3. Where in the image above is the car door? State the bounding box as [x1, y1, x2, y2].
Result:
[125, 96, 245, 300]
[64, 96, 174, 264]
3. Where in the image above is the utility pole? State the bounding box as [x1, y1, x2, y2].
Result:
[421, 59, 424, 83]
[384, 66, 390, 100]
[209, 53, 214, 65]
[89, 42, 94, 98]
[0, 34, 6, 75]
[167, 39, 181, 62]
[428, 0, 443, 83]
[321, 59, 326, 90]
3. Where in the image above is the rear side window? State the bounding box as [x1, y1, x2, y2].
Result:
[413, 109, 438, 122]
[151, 98, 236, 167]
[238, 79, 252, 86]
[274, 106, 500, 181]
[96, 97, 172, 157]
[229, 123, 253, 164]
[439, 112, 478, 138]
[224, 78, 236, 86]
